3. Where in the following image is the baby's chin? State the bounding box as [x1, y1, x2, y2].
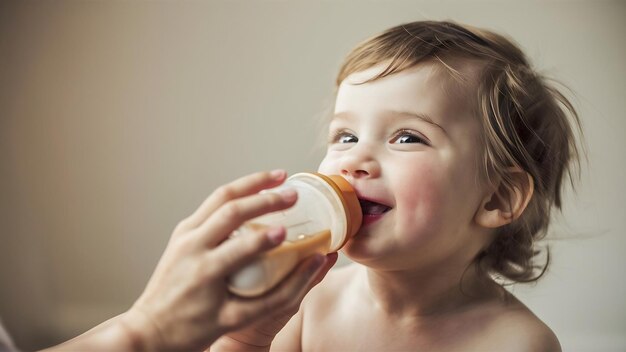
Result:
[340, 234, 398, 268]
[341, 249, 410, 272]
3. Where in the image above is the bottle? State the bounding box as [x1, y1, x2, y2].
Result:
[227, 172, 362, 297]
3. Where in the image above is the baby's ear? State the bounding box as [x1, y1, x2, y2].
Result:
[475, 167, 534, 229]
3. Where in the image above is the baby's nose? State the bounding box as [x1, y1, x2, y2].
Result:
[341, 168, 370, 178]
[339, 150, 381, 179]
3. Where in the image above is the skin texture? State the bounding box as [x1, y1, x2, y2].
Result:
[269, 62, 559, 352]
[41, 170, 334, 352]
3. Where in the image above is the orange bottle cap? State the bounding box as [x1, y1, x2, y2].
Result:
[314, 173, 362, 249]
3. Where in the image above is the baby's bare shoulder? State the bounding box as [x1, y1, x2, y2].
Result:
[472, 297, 561, 352]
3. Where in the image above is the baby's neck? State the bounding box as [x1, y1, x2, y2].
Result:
[363, 262, 503, 321]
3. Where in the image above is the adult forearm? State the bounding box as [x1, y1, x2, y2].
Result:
[40, 312, 154, 352]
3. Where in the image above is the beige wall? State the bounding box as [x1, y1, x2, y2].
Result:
[1, 1, 624, 350]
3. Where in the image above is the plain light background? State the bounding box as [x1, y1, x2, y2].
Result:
[0, 1, 624, 350]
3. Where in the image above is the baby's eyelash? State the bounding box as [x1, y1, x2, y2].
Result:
[329, 129, 357, 144]
[390, 129, 430, 145]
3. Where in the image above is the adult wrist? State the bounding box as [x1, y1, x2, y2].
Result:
[118, 308, 163, 351]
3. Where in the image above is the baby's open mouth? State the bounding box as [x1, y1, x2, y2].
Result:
[359, 199, 392, 216]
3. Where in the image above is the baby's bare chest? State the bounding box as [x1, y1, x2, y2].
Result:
[302, 306, 498, 352]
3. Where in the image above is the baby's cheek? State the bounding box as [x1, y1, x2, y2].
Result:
[396, 173, 447, 239]
[397, 164, 442, 207]
[317, 156, 336, 175]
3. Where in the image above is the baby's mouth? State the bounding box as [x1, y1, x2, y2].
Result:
[359, 199, 392, 216]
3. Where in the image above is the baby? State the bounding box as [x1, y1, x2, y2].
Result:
[211, 20, 581, 352]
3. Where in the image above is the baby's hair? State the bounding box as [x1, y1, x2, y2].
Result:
[336, 21, 582, 284]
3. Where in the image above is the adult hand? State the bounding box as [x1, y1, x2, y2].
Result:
[42, 170, 331, 352]
[209, 252, 338, 352]
[41, 170, 330, 352]
[121, 169, 333, 351]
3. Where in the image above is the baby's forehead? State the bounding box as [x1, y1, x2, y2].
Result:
[343, 58, 482, 96]
[412, 58, 485, 100]
[336, 59, 483, 119]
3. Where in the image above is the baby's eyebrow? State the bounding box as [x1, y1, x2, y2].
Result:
[333, 110, 447, 134]
[331, 111, 355, 122]
[387, 110, 447, 134]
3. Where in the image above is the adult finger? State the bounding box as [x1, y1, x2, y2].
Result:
[305, 252, 338, 289]
[194, 187, 297, 248]
[181, 170, 288, 231]
[206, 225, 287, 277]
[222, 253, 337, 329]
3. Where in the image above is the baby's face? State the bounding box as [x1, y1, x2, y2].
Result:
[318, 62, 492, 270]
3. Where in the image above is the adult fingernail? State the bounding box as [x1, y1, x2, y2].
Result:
[270, 169, 286, 180]
[279, 188, 297, 202]
[266, 226, 285, 245]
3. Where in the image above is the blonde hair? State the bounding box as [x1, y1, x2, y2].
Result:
[336, 21, 582, 283]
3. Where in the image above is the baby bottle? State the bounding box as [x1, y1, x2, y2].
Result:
[227, 172, 362, 297]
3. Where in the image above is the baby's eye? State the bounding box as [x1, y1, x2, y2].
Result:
[390, 129, 428, 145]
[331, 131, 358, 144]
[339, 134, 358, 143]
